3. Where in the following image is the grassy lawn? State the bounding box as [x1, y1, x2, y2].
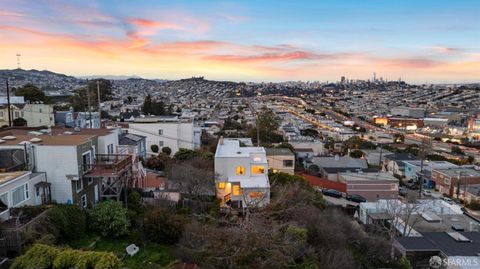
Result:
[67, 234, 175, 269]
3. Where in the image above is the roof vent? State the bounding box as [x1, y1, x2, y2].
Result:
[18, 141, 31, 145]
[30, 137, 43, 143]
[74, 127, 81, 132]
[2, 136, 16, 140]
[64, 131, 73, 135]
[28, 131, 43, 136]
[0, 139, 5, 144]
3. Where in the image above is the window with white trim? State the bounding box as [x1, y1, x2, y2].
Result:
[12, 183, 29, 206]
[158, 129, 163, 135]
[88, 178, 94, 185]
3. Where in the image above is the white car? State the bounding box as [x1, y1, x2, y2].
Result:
[441, 197, 453, 204]
[422, 190, 432, 197]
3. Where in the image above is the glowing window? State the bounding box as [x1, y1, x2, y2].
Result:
[251, 166, 265, 174]
[233, 185, 242, 196]
[253, 157, 262, 162]
[218, 182, 226, 189]
[236, 166, 245, 175]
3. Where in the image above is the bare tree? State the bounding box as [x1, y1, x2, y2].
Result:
[167, 157, 215, 203]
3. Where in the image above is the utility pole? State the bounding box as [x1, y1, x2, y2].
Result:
[97, 80, 101, 128]
[418, 138, 431, 197]
[86, 81, 92, 128]
[5, 79, 12, 127]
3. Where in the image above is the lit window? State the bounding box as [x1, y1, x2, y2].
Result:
[233, 185, 242, 196]
[218, 182, 226, 189]
[236, 166, 245, 175]
[251, 166, 265, 174]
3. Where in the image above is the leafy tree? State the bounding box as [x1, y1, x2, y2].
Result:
[275, 142, 295, 152]
[146, 156, 166, 171]
[88, 200, 129, 237]
[142, 94, 169, 115]
[173, 148, 199, 161]
[15, 84, 51, 104]
[349, 149, 364, 158]
[70, 79, 113, 111]
[162, 146, 172, 156]
[150, 144, 159, 153]
[46, 204, 87, 242]
[251, 106, 284, 144]
[13, 117, 27, 126]
[143, 207, 187, 244]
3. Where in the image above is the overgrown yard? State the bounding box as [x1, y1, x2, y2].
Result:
[68, 234, 175, 269]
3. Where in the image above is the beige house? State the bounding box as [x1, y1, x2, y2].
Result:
[265, 148, 295, 175]
[0, 103, 54, 127]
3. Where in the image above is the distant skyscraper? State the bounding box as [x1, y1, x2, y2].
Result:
[373, 72, 376, 82]
[341, 76, 346, 84]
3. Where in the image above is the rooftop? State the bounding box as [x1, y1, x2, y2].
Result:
[265, 148, 294, 156]
[396, 232, 480, 257]
[339, 171, 398, 182]
[0, 171, 30, 186]
[215, 138, 265, 158]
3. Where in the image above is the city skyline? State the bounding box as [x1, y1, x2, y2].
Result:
[1, 0, 479, 83]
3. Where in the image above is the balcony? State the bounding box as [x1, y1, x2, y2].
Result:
[83, 154, 132, 178]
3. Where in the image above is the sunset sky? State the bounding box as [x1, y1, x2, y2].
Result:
[1, 0, 479, 83]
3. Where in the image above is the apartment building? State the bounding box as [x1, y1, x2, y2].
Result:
[339, 171, 399, 201]
[0, 103, 54, 127]
[215, 138, 270, 208]
[128, 116, 201, 155]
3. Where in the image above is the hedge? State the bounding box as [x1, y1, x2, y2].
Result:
[11, 244, 121, 269]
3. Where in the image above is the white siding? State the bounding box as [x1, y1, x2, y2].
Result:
[34, 146, 77, 203]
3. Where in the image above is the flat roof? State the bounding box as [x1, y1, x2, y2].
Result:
[340, 172, 398, 182]
[0, 171, 29, 185]
[265, 148, 294, 156]
[0, 134, 96, 146]
[215, 139, 265, 158]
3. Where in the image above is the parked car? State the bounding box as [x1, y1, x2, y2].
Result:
[346, 194, 367, 203]
[422, 190, 432, 197]
[441, 197, 453, 204]
[322, 189, 343, 198]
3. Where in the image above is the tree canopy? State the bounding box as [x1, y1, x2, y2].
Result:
[15, 84, 51, 104]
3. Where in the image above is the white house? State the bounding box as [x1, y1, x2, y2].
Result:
[215, 138, 270, 208]
[0, 171, 47, 220]
[128, 116, 201, 155]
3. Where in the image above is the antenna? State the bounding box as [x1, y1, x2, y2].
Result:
[16, 52, 21, 69]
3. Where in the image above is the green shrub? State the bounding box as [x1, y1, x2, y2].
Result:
[12, 244, 121, 269]
[144, 208, 187, 244]
[11, 244, 59, 269]
[88, 200, 129, 238]
[47, 204, 87, 242]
